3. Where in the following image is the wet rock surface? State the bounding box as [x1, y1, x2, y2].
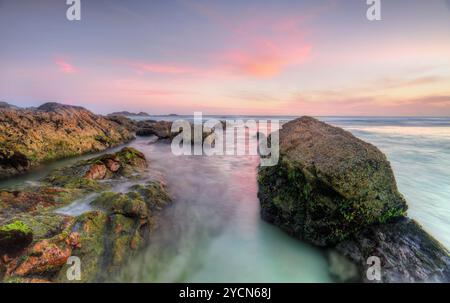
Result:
[259, 116, 407, 246]
[0, 102, 134, 179]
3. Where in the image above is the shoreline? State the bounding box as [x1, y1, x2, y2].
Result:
[1, 102, 449, 282]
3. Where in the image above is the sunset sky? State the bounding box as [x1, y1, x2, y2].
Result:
[0, 0, 449, 115]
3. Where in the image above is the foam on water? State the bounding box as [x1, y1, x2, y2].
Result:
[54, 193, 99, 216]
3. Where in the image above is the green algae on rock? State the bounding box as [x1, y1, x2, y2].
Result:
[0, 220, 33, 254]
[258, 116, 407, 246]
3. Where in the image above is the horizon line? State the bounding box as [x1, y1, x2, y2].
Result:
[2, 100, 450, 118]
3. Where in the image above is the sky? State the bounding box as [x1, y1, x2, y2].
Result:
[0, 0, 449, 116]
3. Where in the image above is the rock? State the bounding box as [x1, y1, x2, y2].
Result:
[128, 181, 172, 211]
[108, 111, 150, 117]
[334, 217, 450, 282]
[92, 181, 171, 219]
[327, 250, 360, 282]
[0, 221, 33, 254]
[115, 147, 147, 173]
[258, 116, 407, 246]
[104, 158, 121, 172]
[136, 120, 173, 138]
[0, 150, 30, 179]
[0, 102, 134, 179]
[106, 115, 138, 132]
[44, 147, 147, 190]
[13, 240, 71, 276]
[84, 164, 108, 180]
[91, 192, 149, 219]
[7, 213, 74, 243]
[0, 190, 63, 218]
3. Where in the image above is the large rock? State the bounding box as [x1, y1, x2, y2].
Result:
[258, 116, 407, 246]
[0, 102, 134, 179]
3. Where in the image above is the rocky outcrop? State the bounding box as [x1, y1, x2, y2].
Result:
[0, 102, 18, 109]
[108, 116, 216, 143]
[258, 116, 449, 282]
[0, 147, 172, 282]
[135, 120, 173, 139]
[258, 116, 407, 246]
[0, 102, 134, 179]
[108, 111, 150, 117]
[106, 115, 139, 132]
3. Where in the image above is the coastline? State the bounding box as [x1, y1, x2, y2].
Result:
[1, 102, 449, 282]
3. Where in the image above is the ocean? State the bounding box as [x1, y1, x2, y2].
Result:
[1, 116, 449, 282]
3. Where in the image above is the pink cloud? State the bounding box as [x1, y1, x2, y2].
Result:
[55, 59, 78, 74]
[222, 42, 311, 77]
[184, 2, 314, 78]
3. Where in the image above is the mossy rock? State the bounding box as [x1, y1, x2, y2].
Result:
[54, 211, 108, 283]
[16, 213, 74, 243]
[258, 117, 408, 246]
[0, 220, 33, 254]
[0, 102, 134, 179]
[91, 192, 149, 219]
[128, 181, 172, 211]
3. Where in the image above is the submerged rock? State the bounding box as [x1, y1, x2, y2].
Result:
[0, 102, 134, 179]
[258, 116, 407, 246]
[258, 116, 449, 282]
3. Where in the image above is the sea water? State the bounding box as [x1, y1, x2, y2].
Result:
[1, 117, 448, 282]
